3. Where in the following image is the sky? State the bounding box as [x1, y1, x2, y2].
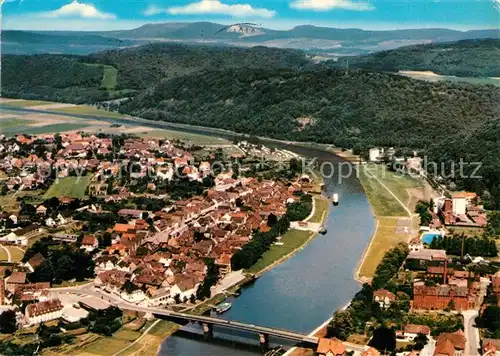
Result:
[1, 0, 499, 31]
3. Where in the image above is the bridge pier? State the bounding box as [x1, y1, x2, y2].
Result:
[259, 333, 269, 350]
[203, 323, 213, 340]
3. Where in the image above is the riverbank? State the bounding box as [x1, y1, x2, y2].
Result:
[355, 164, 423, 280]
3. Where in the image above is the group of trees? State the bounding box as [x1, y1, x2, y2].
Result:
[231, 215, 290, 270]
[87, 306, 123, 336]
[195, 258, 220, 300]
[429, 234, 498, 257]
[24, 240, 95, 284]
[415, 200, 433, 226]
[372, 243, 410, 289]
[476, 305, 500, 338]
[286, 194, 313, 221]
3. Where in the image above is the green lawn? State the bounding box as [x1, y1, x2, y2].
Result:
[148, 320, 181, 338]
[44, 176, 92, 199]
[139, 129, 230, 145]
[102, 66, 118, 90]
[358, 164, 423, 216]
[308, 197, 329, 223]
[246, 229, 314, 274]
[80, 335, 133, 356]
[358, 217, 410, 278]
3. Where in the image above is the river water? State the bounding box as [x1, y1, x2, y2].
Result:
[0, 107, 376, 356]
[160, 145, 375, 355]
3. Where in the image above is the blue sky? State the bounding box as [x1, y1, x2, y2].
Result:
[2, 0, 499, 31]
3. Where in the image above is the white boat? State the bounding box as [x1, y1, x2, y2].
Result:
[215, 302, 232, 314]
[332, 193, 339, 205]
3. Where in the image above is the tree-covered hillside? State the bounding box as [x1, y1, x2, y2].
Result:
[87, 44, 310, 90]
[120, 68, 498, 148]
[2, 44, 309, 103]
[330, 39, 500, 77]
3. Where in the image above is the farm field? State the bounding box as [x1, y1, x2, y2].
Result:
[44, 176, 92, 199]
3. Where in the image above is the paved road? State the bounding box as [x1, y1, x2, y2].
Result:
[463, 310, 480, 356]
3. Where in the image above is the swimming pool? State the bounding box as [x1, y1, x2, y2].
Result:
[421, 232, 442, 244]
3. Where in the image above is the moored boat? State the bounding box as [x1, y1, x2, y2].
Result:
[215, 302, 232, 314]
[332, 193, 339, 205]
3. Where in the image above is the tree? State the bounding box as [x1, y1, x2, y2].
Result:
[413, 333, 428, 350]
[369, 326, 396, 352]
[327, 310, 355, 340]
[0, 310, 17, 334]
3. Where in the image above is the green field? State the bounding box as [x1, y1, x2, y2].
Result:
[0, 118, 35, 135]
[308, 197, 329, 223]
[24, 123, 90, 135]
[359, 164, 423, 216]
[51, 105, 125, 118]
[44, 176, 92, 199]
[1, 118, 89, 136]
[102, 66, 118, 90]
[357, 217, 411, 278]
[140, 129, 230, 145]
[246, 229, 314, 274]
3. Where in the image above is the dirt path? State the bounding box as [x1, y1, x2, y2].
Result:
[112, 320, 160, 356]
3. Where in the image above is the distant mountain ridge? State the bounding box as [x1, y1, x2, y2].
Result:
[2, 22, 499, 55]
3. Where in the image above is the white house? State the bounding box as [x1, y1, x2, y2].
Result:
[369, 148, 383, 162]
[80, 235, 98, 252]
[120, 282, 146, 304]
[170, 277, 199, 301]
[25, 299, 63, 326]
[451, 192, 467, 215]
[396, 324, 431, 342]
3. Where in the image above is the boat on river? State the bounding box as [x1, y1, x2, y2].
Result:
[215, 302, 232, 314]
[332, 193, 339, 205]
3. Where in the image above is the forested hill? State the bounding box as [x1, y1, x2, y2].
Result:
[120, 68, 498, 149]
[2, 44, 310, 103]
[328, 39, 500, 77]
[87, 44, 310, 89]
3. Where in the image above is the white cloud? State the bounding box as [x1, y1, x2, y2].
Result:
[290, 0, 375, 11]
[144, 0, 276, 18]
[41, 0, 116, 19]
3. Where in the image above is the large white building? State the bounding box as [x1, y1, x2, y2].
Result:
[25, 299, 63, 326]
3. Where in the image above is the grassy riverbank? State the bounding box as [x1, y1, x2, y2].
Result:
[356, 164, 430, 280]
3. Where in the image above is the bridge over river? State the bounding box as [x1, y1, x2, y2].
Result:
[120, 305, 318, 348]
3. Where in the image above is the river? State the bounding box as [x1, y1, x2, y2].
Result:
[0, 106, 376, 355]
[160, 145, 376, 355]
